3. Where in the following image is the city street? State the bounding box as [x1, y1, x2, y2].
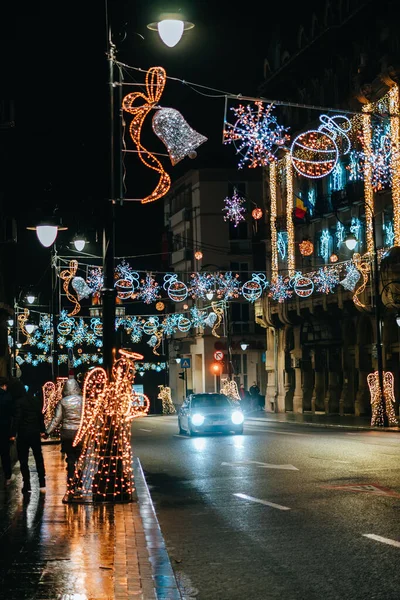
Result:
[132, 415, 400, 600]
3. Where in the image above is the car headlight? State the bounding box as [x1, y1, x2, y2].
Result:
[191, 413, 205, 426]
[231, 410, 244, 425]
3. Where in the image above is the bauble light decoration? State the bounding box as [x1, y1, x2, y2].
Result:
[329, 253, 339, 263]
[290, 114, 351, 179]
[155, 301, 165, 311]
[299, 240, 314, 256]
[194, 251, 203, 260]
[252, 207, 263, 220]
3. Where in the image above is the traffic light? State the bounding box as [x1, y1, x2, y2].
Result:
[211, 362, 221, 375]
[179, 371, 185, 380]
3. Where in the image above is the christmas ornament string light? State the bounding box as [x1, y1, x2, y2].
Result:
[122, 66, 171, 204]
[389, 85, 400, 244]
[157, 385, 176, 414]
[285, 152, 295, 276]
[269, 162, 278, 281]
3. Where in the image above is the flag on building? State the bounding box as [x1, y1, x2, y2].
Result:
[295, 196, 307, 219]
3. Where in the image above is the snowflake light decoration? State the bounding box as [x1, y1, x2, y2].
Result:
[223, 101, 290, 169]
[223, 188, 246, 227]
[268, 276, 293, 303]
[314, 267, 340, 294]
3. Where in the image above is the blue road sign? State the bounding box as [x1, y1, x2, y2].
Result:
[181, 357, 191, 369]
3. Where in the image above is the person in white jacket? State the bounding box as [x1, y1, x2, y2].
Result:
[46, 376, 83, 498]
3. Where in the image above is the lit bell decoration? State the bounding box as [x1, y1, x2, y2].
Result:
[152, 107, 208, 166]
[299, 240, 314, 256]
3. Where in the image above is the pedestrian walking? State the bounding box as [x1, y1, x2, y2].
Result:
[0, 377, 16, 486]
[249, 381, 260, 411]
[46, 376, 83, 502]
[239, 383, 250, 413]
[12, 380, 47, 495]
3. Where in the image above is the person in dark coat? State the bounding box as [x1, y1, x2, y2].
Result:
[249, 381, 261, 411]
[12, 379, 47, 495]
[0, 376, 15, 485]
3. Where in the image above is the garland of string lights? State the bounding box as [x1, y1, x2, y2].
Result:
[389, 85, 400, 244]
[285, 153, 295, 276]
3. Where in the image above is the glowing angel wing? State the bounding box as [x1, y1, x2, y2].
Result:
[128, 392, 150, 420]
[74, 367, 109, 446]
[42, 381, 56, 415]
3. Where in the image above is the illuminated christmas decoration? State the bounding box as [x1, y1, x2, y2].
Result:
[307, 188, 316, 215]
[222, 188, 246, 227]
[155, 301, 165, 311]
[60, 260, 81, 316]
[314, 266, 339, 294]
[163, 273, 188, 302]
[177, 315, 191, 333]
[335, 222, 345, 249]
[115, 261, 140, 300]
[148, 330, 163, 355]
[389, 85, 400, 245]
[220, 378, 241, 402]
[329, 253, 338, 263]
[122, 66, 171, 204]
[157, 385, 176, 414]
[252, 207, 263, 220]
[216, 272, 241, 299]
[42, 377, 67, 439]
[72, 277, 92, 300]
[269, 162, 278, 280]
[241, 274, 268, 302]
[223, 101, 290, 169]
[362, 103, 375, 254]
[331, 160, 346, 191]
[189, 272, 215, 300]
[340, 263, 360, 291]
[142, 318, 159, 335]
[268, 275, 293, 302]
[290, 114, 351, 179]
[138, 274, 160, 304]
[87, 267, 104, 295]
[18, 308, 31, 343]
[350, 217, 362, 249]
[383, 220, 395, 248]
[319, 230, 332, 263]
[210, 302, 224, 338]
[285, 153, 295, 276]
[71, 349, 150, 503]
[367, 370, 398, 427]
[277, 231, 287, 260]
[194, 251, 203, 260]
[290, 273, 314, 298]
[347, 150, 363, 182]
[352, 252, 370, 308]
[152, 107, 207, 165]
[299, 239, 314, 256]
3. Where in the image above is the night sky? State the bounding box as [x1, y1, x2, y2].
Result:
[3, 0, 324, 294]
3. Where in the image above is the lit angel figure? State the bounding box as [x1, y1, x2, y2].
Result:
[71, 349, 150, 503]
[158, 385, 176, 414]
[220, 378, 241, 403]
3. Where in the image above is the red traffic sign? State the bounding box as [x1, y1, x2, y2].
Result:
[214, 351, 224, 361]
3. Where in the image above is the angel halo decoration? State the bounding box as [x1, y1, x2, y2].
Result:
[69, 349, 150, 503]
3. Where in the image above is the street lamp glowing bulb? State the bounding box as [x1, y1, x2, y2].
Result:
[26, 294, 36, 304]
[73, 238, 86, 252]
[396, 314, 400, 327]
[36, 225, 58, 247]
[25, 323, 35, 335]
[206, 292, 214, 300]
[345, 233, 357, 251]
[157, 19, 184, 47]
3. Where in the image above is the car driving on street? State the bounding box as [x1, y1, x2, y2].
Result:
[178, 393, 244, 436]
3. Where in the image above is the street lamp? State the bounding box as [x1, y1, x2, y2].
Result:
[72, 234, 87, 252]
[396, 314, 400, 327]
[27, 222, 68, 247]
[240, 342, 249, 351]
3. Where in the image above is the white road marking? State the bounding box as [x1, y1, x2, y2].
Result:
[222, 460, 298, 470]
[246, 426, 307, 436]
[363, 534, 400, 548]
[234, 493, 291, 511]
[174, 434, 190, 438]
[139, 428, 152, 432]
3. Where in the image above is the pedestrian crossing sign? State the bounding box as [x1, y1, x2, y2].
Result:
[181, 358, 191, 368]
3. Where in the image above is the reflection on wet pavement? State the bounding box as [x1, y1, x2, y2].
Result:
[0, 444, 181, 599]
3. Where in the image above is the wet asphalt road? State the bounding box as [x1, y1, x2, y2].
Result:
[131, 415, 400, 600]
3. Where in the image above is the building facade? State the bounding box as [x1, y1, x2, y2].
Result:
[163, 168, 267, 406]
[256, 0, 400, 417]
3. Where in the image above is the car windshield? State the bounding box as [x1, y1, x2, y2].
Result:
[191, 395, 232, 408]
